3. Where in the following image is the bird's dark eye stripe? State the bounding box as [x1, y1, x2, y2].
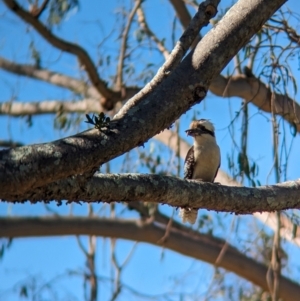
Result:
[198, 126, 215, 137]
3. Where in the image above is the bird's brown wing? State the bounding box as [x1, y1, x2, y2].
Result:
[184, 146, 194, 179]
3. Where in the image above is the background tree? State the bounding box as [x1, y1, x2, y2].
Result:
[1, 0, 300, 300]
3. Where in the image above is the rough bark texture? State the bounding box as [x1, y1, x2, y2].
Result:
[0, 217, 299, 301]
[2, 174, 300, 214]
[0, 0, 285, 197]
[156, 129, 300, 246]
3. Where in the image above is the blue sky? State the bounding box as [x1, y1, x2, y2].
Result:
[1, 0, 300, 300]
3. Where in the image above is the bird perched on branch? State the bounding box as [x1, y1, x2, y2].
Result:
[179, 119, 221, 224]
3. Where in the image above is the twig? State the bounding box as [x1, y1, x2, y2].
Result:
[136, 5, 170, 60]
[116, 0, 142, 91]
[0, 57, 100, 99]
[29, 0, 50, 18]
[3, 0, 118, 109]
[115, 0, 219, 119]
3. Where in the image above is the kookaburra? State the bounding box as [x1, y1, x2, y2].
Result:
[179, 119, 221, 224]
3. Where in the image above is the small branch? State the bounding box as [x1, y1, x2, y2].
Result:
[0, 99, 102, 116]
[267, 18, 300, 47]
[29, 0, 50, 18]
[210, 73, 300, 132]
[2, 0, 118, 109]
[115, 0, 219, 120]
[116, 0, 142, 90]
[168, 0, 300, 132]
[0, 140, 23, 147]
[0, 57, 100, 99]
[110, 239, 122, 301]
[168, 0, 201, 47]
[271, 212, 281, 301]
[136, 5, 170, 60]
[2, 67, 300, 134]
[169, 0, 194, 30]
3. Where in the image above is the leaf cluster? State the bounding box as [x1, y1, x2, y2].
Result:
[85, 112, 111, 132]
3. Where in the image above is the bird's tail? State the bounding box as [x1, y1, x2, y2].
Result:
[179, 208, 198, 224]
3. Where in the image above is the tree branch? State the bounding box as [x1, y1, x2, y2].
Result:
[116, 0, 142, 90]
[0, 98, 102, 116]
[0, 57, 100, 99]
[0, 0, 285, 196]
[2, 0, 119, 109]
[155, 130, 300, 246]
[168, 0, 201, 46]
[136, 4, 170, 60]
[2, 60, 299, 133]
[2, 173, 300, 214]
[169, 0, 300, 132]
[29, 0, 50, 19]
[0, 140, 23, 148]
[210, 73, 300, 132]
[1, 216, 299, 301]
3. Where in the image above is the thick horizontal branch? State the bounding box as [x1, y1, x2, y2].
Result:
[2, 0, 119, 109]
[3, 174, 300, 214]
[155, 130, 300, 245]
[0, 216, 299, 301]
[0, 0, 285, 196]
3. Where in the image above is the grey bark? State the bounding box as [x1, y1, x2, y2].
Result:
[3, 174, 300, 214]
[0, 0, 285, 198]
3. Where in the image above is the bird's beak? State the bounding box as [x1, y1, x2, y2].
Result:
[185, 128, 201, 137]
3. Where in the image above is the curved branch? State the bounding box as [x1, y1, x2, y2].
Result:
[0, 0, 285, 196]
[116, 0, 142, 90]
[3, 173, 300, 214]
[210, 74, 300, 132]
[169, 0, 300, 132]
[1, 56, 299, 134]
[0, 216, 299, 301]
[29, 0, 50, 18]
[136, 5, 170, 60]
[0, 57, 100, 99]
[114, 0, 218, 112]
[2, 0, 119, 109]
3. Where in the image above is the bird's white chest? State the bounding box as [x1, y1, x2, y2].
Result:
[193, 142, 220, 182]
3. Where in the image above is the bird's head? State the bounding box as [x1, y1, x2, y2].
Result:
[185, 119, 215, 138]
